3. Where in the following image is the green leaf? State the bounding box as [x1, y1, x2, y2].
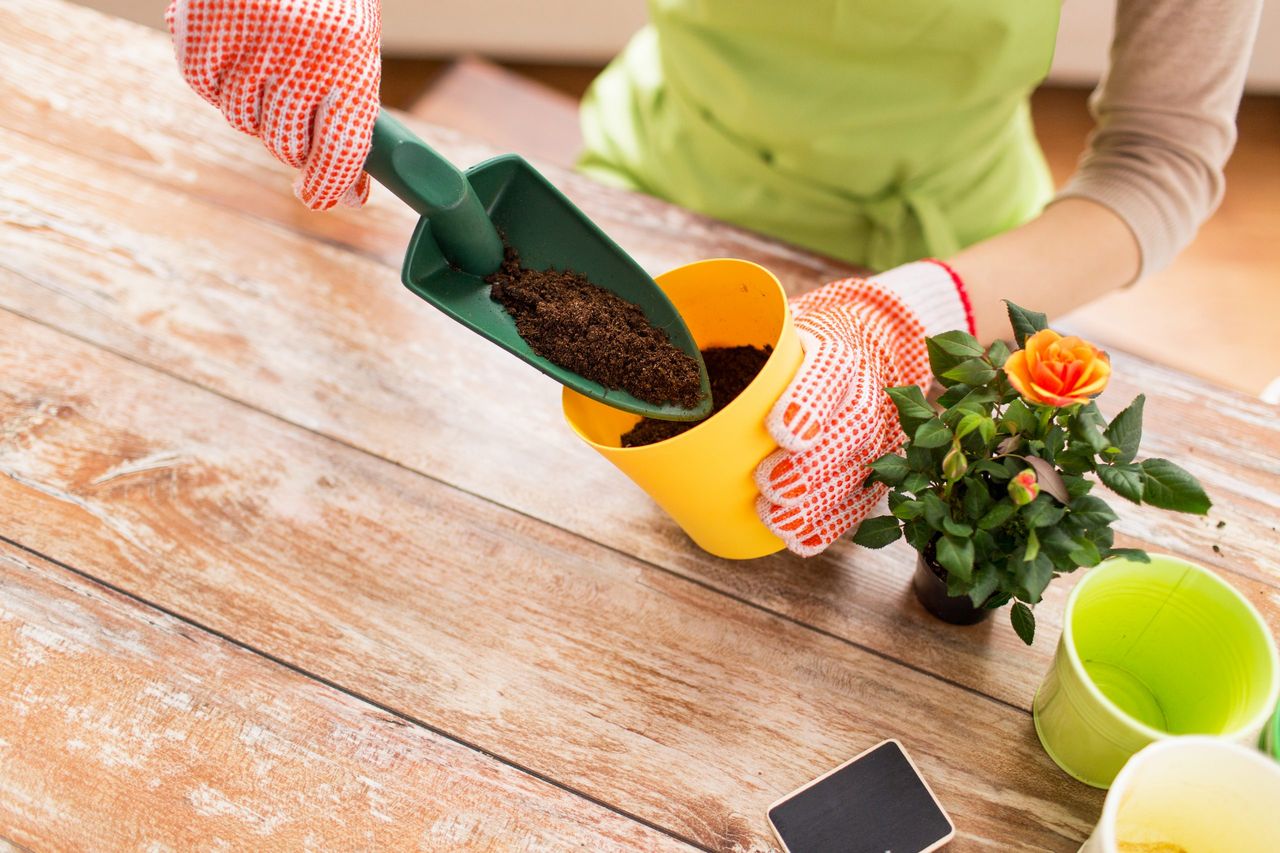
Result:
[926, 338, 965, 378]
[927, 331, 984, 380]
[954, 412, 985, 440]
[1039, 526, 1078, 557]
[1044, 426, 1066, 461]
[977, 417, 996, 446]
[1011, 602, 1036, 645]
[1024, 491, 1064, 525]
[902, 472, 931, 493]
[1068, 494, 1119, 530]
[935, 383, 973, 409]
[913, 418, 953, 449]
[1005, 301, 1049, 348]
[946, 570, 972, 598]
[1104, 395, 1145, 465]
[1068, 537, 1102, 568]
[977, 502, 1016, 530]
[1057, 446, 1098, 475]
[891, 498, 923, 521]
[942, 517, 973, 538]
[905, 444, 935, 471]
[1139, 458, 1211, 514]
[1070, 412, 1110, 454]
[972, 459, 1013, 481]
[1062, 473, 1093, 499]
[868, 453, 911, 486]
[942, 358, 998, 387]
[1002, 398, 1039, 435]
[968, 563, 1000, 607]
[930, 330, 986, 358]
[951, 413, 996, 449]
[954, 386, 999, 413]
[936, 535, 975, 582]
[886, 385, 935, 433]
[962, 482, 993, 518]
[987, 591, 1014, 610]
[1016, 553, 1054, 604]
[1099, 463, 1144, 504]
[972, 527, 996, 551]
[851, 515, 903, 549]
[986, 339, 1011, 368]
[1104, 547, 1151, 563]
[921, 491, 948, 529]
[903, 520, 934, 551]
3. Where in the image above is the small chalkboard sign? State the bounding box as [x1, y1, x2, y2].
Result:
[767, 740, 955, 853]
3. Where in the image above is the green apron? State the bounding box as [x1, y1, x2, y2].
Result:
[579, 1, 1060, 271]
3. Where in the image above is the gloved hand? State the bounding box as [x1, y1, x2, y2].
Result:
[756, 260, 975, 556]
[166, 0, 382, 210]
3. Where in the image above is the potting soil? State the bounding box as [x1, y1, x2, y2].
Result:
[621, 345, 772, 447]
[487, 248, 703, 408]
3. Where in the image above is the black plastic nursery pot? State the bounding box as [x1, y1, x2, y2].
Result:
[912, 554, 993, 626]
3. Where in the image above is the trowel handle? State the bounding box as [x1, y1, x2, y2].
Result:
[365, 109, 504, 276]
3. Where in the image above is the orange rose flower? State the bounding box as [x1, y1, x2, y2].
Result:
[1004, 329, 1110, 407]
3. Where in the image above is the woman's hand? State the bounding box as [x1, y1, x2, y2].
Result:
[756, 266, 965, 557]
[166, 0, 382, 210]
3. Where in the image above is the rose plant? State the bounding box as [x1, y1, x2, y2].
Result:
[852, 302, 1211, 644]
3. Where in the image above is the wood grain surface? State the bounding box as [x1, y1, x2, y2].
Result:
[0, 541, 691, 851]
[1, 105, 1274, 713]
[0, 308, 1104, 849]
[1, 1, 1277, 850]
[0, 0, 849, 294]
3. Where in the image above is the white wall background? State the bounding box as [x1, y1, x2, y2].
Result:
[77, 0, 1280, 92]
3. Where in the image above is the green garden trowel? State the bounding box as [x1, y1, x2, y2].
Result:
[364, 109, 712, 421]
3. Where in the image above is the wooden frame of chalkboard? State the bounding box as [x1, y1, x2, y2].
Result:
[766, 739, 956, 853]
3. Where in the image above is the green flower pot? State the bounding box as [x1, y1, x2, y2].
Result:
[1033, 553, 1279, 788]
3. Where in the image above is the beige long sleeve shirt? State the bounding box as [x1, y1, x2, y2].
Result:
[1056, 0, 1265, 277]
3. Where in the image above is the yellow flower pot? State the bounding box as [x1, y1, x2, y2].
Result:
[562, 258, 802, 559]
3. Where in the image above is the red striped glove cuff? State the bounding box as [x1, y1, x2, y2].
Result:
[869, 259, 976, 339]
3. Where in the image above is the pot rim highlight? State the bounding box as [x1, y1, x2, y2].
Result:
[1059, 552, 1280, 742]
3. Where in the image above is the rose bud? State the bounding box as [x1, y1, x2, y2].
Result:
[1009, 468, 1040, 506]
[943, 444, 968, 481]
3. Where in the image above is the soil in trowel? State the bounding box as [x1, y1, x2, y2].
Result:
[486, 248, 704, 408]
[621, 345, 772, 447]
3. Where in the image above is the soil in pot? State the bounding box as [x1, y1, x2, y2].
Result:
[620, 345, 773, 447]
[913, 550, 993, 626]
[487, 247, 704, 408]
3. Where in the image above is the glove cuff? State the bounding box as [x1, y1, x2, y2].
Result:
[870, 259, 976, 339]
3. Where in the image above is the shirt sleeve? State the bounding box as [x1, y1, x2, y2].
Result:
[1054, 0, 1263, 279]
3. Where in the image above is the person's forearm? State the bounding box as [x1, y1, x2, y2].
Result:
[946, 197, 1141, 342]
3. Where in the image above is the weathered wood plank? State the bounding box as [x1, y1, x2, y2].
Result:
[0, 541, 691, 851]
[1, 123, 1275, 716]
[0, 309, 1103, 850]
[0, 0, 851, 296]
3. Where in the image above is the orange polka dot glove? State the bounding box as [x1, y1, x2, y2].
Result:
[756, 260, 976, 556]
[166, 0, 382, 210]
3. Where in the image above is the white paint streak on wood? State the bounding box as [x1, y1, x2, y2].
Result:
[90, 451, 186, 487]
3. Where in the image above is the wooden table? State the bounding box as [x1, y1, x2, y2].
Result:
[2, 2, 1277, 849]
